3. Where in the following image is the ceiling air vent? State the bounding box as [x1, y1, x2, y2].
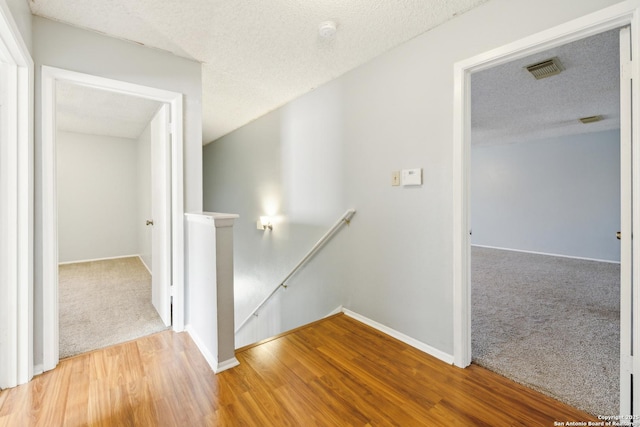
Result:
[579, 115, 603, 124]
[525, 57, 564, 80]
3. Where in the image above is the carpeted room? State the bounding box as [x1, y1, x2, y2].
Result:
[469, 28, 621, 416]
[55, 85, 169, 359]
[471, 246, 619, 416]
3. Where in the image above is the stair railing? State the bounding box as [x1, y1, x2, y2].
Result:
[235, 208, 356, 333]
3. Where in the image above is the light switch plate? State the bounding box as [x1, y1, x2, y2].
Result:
[391, 171, 401, 186]
[402, 168, 422, 186]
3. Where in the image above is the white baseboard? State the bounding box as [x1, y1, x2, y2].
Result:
[33, 364, 43, 376]
[471, 244, 620, 264]
[58, 254, 141, 265]
[216, 357, 240, 373]
[325, 305, 344, 317]
[342, 308, 454, 365]
[186, 325, 240, 374]
[138, 256, 152, 274]
[186, 325, 217, 371]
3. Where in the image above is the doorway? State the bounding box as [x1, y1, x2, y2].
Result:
[469, 29, 620, 415]
[41, 66, 185, 372]
[54, 80, 169, 358]
[452, 3, 640, 417]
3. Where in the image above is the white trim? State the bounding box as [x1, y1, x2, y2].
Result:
[619, 12, 640, 415]
[0, 0, 33, 388]
[139, 255, 152, 275]
[216, 357, 241, 373]
[342, 309, 454, 365]
[325, 305, 344, 317]
[57, 256, 154, 280]
[628, 13, 640, 414]
[184, 211, 240, 226]
[41, 68, 58, 371]
[620, 24, 633, 417]
[57, 254, 144, 265]
[41, 66, 185, 372]
[186, 325, 240, 374]
[185, 325, 215, 370]
[471, 244, 621, 265]
[453, 0, 640, 370]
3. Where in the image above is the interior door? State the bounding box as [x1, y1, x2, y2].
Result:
[151, 104, 172, 326]
[619, 25, 634, 417]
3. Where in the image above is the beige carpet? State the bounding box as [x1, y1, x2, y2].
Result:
[58, 256, 168, 359]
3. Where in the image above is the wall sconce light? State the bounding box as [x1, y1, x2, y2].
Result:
[257, 216, 273, 231]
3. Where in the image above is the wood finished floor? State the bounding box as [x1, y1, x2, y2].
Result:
[0, 314, 597, 426]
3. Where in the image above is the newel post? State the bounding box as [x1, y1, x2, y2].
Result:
[185, 212, 239, 373]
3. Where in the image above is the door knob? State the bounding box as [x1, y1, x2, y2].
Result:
[617, 231, 621, 240]
[146, 219, 154, 226]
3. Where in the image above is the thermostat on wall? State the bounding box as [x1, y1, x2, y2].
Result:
[402, 168, 422, 186]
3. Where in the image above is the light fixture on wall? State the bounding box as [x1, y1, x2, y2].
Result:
[257, 216, 273, 231]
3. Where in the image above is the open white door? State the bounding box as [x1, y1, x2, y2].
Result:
[620, 24, 635, 417]
[150, 104, 172, 326]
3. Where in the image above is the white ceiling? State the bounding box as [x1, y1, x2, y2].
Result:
[471, 28, 620, 146]
[29, 0, 488, 143]
[56, 80, 162, 139]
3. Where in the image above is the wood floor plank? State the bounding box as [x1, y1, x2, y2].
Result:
[61, 358, 90, 427]
[0, 314, 599, 426]
[278, 339, 400, 424]
[28, 361, 70, 426]
[221, 366, 294, 425]
[151, 397, 181, 427]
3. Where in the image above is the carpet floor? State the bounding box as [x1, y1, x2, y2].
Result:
[58, 257, 168, 359]
[471, 246, 619, 417]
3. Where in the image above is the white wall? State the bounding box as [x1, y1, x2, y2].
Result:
[57, 131, 139, 263]
[471, 130, 621, 262]
[32, 16, 202, 213]
[58, 122, 155, 269]
[5, 0, 31, 51]
[203, 85, 348, 346]
[137, 123, 152, 271]
[204, 0, 622, 355]
[32, 16, 202, 366]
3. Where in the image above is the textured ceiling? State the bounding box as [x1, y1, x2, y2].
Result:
[29, 0, 488, 143]
[34, 1, 619, 146]
[56, 81, 162, 139]
[471, 28, 620, 146]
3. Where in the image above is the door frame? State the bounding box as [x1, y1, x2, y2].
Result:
[0, 0, 33, 388]
[452, 0, 640, 414]
[41, 66, 185, 371]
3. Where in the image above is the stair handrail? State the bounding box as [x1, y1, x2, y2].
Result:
[235, 208, 356, 333]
